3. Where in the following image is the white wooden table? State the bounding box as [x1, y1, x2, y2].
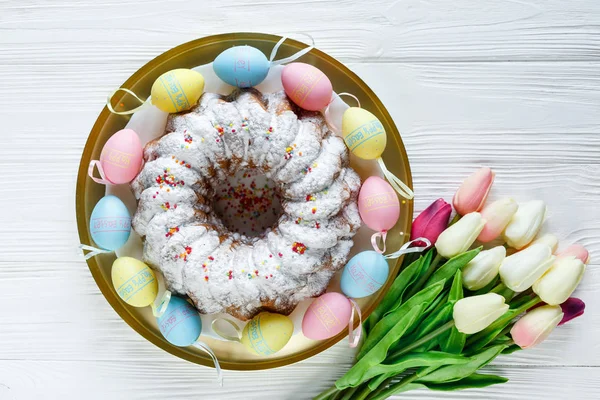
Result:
[1, 1, 599, 399]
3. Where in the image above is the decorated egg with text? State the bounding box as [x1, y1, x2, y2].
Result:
[241, 312, 293, 356]
[282, 62, 332, 111]
[342, 107, 387, 160]
[341, 251, 389, 298]
[151, 69, 205, 113]
[98, 129, 143, 184]
[302, 292, 352, 340]
[89, 195, 131, 250]
[358, 176, 400, 232]
[111, 257, 158, 307]
[213, 46, 270, 88]
[156, 296, 202, 347]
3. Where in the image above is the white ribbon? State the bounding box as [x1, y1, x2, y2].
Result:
[106, 87, 148, 116]
[211, 318, 243, 343]
[383, 237, 431, 260]
[371, 231, 388, 254]
[377, 157, 414, 200]
[192, 341, 223, 386]
[79, 244, 112, 260]
[150, 290, 172, 318]
[348, 298, 362, 348]
[269, 33, 315, 66]
[324, 92, 361, 133]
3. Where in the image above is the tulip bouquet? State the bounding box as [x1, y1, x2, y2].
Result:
[314, 167, 588, 400]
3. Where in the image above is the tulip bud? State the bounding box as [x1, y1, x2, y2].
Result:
[529, 233, 559, 254]
[499, 243, 555, 292]
[410, 198, 452, 248]
[559, 297, 585, 326]
[435, 212, 486, 259]
[557, 244, 590, 264]
[453, 167, 495, 216]
[511, 305, 563, 349]
[453, 293, 509, 334]
[462, 246, 506, 291]
[478, 198, 519, 243]
[503, 200, 547, 249]
[532, 256, 585, 305]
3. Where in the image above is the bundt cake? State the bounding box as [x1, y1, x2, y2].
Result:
[131, 88, 361, 320]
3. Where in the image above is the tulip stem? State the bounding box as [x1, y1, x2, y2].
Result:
[467, 295, 541, 347]
[490, 283, 507, 294]
[387, 320, 455, 361]
[368, 372, 420, 400]
[313, 386, 338, 400]
[448, 213, 461, 226]
[404, 253, 444, 300]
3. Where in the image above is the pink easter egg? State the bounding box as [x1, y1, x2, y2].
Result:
[99, 129, 143, 184]
[358, 176, 400, 231]
[302, 292, 352, 340]
[281, 62, 333, 111]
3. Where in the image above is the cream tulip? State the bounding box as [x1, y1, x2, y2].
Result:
[462, 246, 506, 291]
[530, 233, 559, 253]
[533, 256, 585, 305]
[478, 198, 519, 243]
[453, 293, 509, 334]
[435, 212, 486, 259]
[503, 200, 547, 249]
[510, 305, 563, 349]
[499, 243, 555, 292]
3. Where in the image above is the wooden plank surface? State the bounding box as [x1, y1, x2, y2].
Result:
[1, 0, 599, 399]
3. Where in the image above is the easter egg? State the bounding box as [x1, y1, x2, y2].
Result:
[89, 195, 131, 250]
[341, 251, 390, 298]
[157, 296, 202, 347]
[151, 69, 205, 113]
[302, 292, 352, 340]
[342, 107, 387, 160]
[281, 62, 332, 111]
[358, 176, 400, 231]
[213, 46, 270, 88]
[98, 129, 143, 184]
[111, 257, 158, 307]
[241, 312, 293, 356]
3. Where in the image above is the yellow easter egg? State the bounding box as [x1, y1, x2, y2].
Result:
[241, 312, 294, 356]
[341, 107, 387, 160]
[151, 69, 205, 113]
[111, 257, 158, 307]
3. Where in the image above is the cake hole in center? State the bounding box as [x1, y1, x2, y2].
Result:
[213, 169, 282, 238]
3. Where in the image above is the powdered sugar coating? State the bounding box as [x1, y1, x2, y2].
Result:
[131, 89, 361, 320]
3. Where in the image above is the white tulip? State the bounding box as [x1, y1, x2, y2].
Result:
[453, 293, 509, 334]
[435, 212, 486, 259]
[530, 233, 559, 253]
[499, 243, 555, 292]
[503, 200, 547, 249]
[533, 256, 586, 305]
[462, 246, 506, 291]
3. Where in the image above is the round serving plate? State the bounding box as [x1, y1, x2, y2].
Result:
[76, 32, 413, 370]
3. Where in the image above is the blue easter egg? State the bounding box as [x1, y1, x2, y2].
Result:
[157, 296, 202, 347]
[341, 251, 390, 298]
[89, 195, 131, 251]
[213, 46, 270, 88]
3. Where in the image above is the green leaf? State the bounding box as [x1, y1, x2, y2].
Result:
[357, 351, 470, 385]
[357, 281, 445, 360]
[418, 345, 506, 383]
[365, 255, 424, 334]
[471, 275, 499, 296]
[367, 371, 396, 391]
[502, 344, 521, 355]
[423, 373, 509, 391]
[466, 319, 513, 353]
[414, 248, 435, 285]
[336, 306, 423, 389]
[440, 271, 466, 354]
[413, 303, 454, 343]
[425, 247, 482, 288]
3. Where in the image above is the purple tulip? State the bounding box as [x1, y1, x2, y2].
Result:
[558, 297, 585, 326]
[411, 198, 452, 247]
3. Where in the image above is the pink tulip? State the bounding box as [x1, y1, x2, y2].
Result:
[557, 244, 590, 264]
[453, 167, 495, 216]
[558, 297, 585, 326]
[511, 305, 563, 349]
[410, 198, 452, 248]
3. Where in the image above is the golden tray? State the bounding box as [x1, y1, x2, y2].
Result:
[76, 32, 412, 370]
